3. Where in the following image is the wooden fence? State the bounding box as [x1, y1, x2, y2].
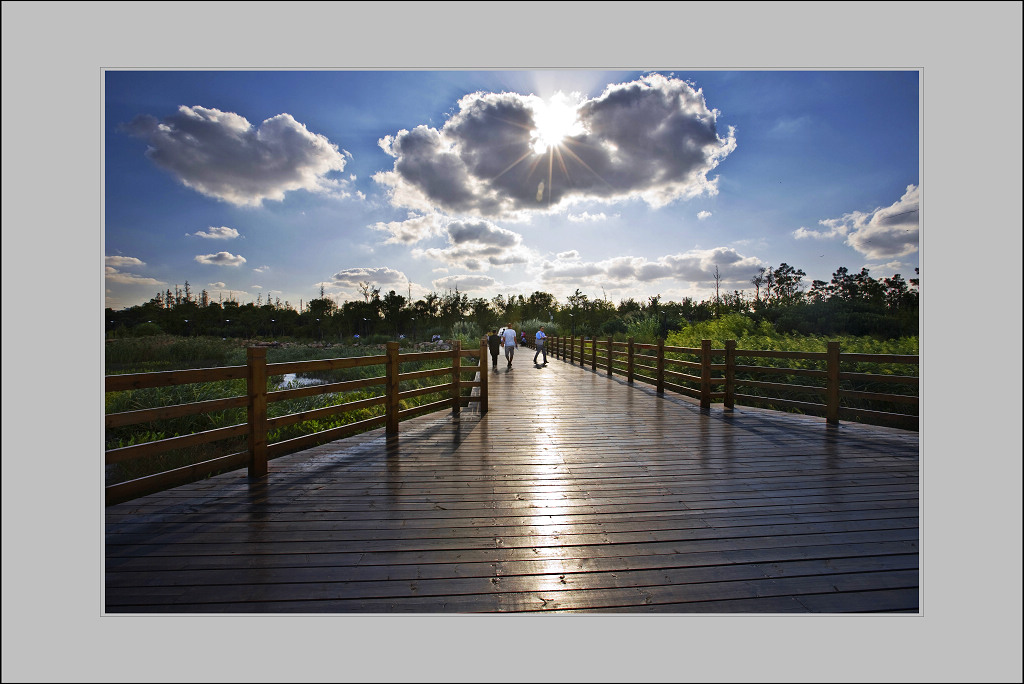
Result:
[542, 335, 918, 430]
[105, 340, 487, 505]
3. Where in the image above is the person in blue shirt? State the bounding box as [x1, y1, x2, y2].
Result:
[534, 325, 548, 365]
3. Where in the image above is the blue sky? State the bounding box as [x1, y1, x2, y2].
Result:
[104, 69, 920, 311]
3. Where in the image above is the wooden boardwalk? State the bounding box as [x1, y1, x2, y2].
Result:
[105, 351, 919, 613]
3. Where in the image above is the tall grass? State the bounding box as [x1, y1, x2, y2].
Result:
[105, 335, 244, 372]
[665, 313, 918, 355]
[450, 320, 483, 348]
[518, 318, 559, 339]
[626, 315, 661, 342]
[659, 314, 919, 421]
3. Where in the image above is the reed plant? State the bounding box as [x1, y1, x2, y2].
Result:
[625, 315, 661, 343]
[660, 314, 918, 419]
[105, 335, 244, 372]
[105, 341, 483, 485]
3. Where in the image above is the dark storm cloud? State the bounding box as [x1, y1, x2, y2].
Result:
[374, 74, 737, 218]
[123, 106, 352, 206]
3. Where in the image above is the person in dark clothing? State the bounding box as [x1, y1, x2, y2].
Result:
[487, 330, 502, 370]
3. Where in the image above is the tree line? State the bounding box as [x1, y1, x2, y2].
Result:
[105, 263, 919, 342]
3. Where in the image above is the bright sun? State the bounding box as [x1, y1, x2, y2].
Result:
[531, 93, 582, 155]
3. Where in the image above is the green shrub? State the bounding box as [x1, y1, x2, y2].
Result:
[105, 335, 242, 370]
[450, 320, 483, 347]
[518, 318, 558, 338]
[626, 315, 661, 343]
[133, 321, 163, 337]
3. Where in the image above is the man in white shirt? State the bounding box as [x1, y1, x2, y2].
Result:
[534, 325, 547, 365]
[501, 323, 517, 369]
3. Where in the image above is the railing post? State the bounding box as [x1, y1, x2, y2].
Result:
[569, 334, 575, 364]
[656, 338, 665, 395]
[246, 346, 268, 478]
[580, 337, 585, 367]
[606, 336, 613, 376]
[386, 341, 400, 435]
[452, 340, 462, 420]
[724, 339, 736, 410]
[479, 337, 488, 415]
[700, 339, 712, 410]
[591, 337, 597, 372]
[627, 337, 635, 384]
[827, 341, 840, 425]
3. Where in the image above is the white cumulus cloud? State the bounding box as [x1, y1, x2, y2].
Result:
[373, 73, 736, 219]
[123, 105, 352, 206]
[105, 255, 145, 268]
[540, 247, 763, 289]
[189, 226, 240, 239]
[369, 213, 444, 244]
[432, 274, 498, 292]
[567, 211, 613, 223]
[413, 219, 532, 271]
[330, 266, 407, 287]
[795, 184, 919, 259]
[195, 251, 247, 266]
[105, 266, 164, 286]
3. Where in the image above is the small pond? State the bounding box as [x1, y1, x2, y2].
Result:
[275, 373, 328, 388]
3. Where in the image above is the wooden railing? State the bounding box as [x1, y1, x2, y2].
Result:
[105, 339, 487, 505]
[547, 335, 918, 431]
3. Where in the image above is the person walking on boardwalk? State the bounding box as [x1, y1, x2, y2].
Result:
[487, 329, 502, 370]
[534, 325, 548, 365]
[501, 323, 518, 369]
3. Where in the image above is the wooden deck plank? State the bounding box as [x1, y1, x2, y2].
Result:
[105, 551, 918, 591]
[105, 354, 919, 613]
[105, 562, 920, 608]
[105, 507, 919, 542]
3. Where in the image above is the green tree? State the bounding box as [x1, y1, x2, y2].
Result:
[381, 290, 408, 338]
[523, 291, 557, 322]
[770, 263, 807, 303]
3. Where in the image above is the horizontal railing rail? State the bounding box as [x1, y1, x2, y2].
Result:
[105, 339, 487, 505]
[549, 336, 918, 430]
